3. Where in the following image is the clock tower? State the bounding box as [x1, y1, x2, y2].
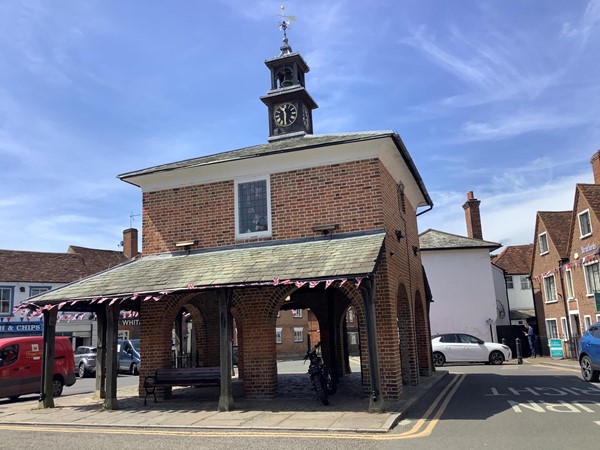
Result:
[260, 8, 318, 141]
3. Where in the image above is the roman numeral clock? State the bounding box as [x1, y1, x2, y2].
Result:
[260, 7, 318, 141]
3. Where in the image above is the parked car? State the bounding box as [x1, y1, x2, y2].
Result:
[118, 339, 141, 375]
[74, 346, 97, 378]
[0, 336, 76, 400]
[431, 333, 512, 367]
[578, 321, 600, 382]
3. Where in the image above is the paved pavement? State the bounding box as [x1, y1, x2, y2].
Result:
[0, 356, 583, 433]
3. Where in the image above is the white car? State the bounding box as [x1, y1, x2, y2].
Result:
[432, 333, 512, 367]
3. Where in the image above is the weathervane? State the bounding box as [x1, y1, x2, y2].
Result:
[277, 5, 295, 40]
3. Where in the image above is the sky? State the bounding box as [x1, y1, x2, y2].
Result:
[1, 0, 599, 254]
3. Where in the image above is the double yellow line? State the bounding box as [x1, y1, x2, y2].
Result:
[0, 374, 464, 441]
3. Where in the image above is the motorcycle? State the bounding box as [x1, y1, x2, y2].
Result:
[304, 342, 337, 406]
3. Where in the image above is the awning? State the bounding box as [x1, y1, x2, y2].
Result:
[22, 230, 386, 309]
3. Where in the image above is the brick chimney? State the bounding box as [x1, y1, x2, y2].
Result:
[462, 191, 483, 240]
[122, 228, 139, 259]
[591, 150, 600, 184]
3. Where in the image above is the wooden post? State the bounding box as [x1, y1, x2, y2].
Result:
[94, 308, 107, 400]
[38, 307, 58, 409]
[218, 289, 234, 411]
[361, 278, 384, 413]
[104, 303, 120, 410]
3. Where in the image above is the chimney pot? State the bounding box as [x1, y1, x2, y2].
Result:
[462, 191, 483, 240]
[591, 150, 600, 184]
[122, 228, 139, 259]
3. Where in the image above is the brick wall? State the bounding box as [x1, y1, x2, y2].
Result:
[141, 159, 383, 254]
[137, 156, 432, 401]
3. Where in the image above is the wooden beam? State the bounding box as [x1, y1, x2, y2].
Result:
[104, 303, 120, 410]
[218, 289, 234, 411]
[38, 307, 58, 409]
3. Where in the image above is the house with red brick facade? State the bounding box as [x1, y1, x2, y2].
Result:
[22, 31, 434, 412]
[531, 151, 600, 358]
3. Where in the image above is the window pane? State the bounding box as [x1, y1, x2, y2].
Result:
[585, 263, 600, 295]
[538, 234, 548, 254]
[238, 180, 268, 234]
[520, 276, 530, 290]
[566, 271, 574, 298]
[544, 276, 557, 301]
[505, 276, 514, 289]
[579, 211, 592, 236]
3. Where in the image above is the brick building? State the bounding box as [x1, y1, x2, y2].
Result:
[23, 29, 434, 412]
[531, 151, 600, 357]
[1, 230, 136, 344]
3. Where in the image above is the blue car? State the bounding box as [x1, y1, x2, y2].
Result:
[579, 321, 600, 382]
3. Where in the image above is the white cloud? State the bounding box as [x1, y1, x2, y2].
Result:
[562, 0, 600, 45]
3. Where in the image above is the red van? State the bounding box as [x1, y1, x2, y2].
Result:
[0, 336, 76, 401]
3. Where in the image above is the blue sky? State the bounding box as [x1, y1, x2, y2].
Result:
[1, 0, 599, 253]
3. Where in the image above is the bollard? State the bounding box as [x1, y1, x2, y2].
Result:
[516, 337, 523, 364]
[501, 338, 507, 346]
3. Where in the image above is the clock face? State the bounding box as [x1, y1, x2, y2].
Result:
[302, 108, 310, 129]
[274, 103, 298, 127]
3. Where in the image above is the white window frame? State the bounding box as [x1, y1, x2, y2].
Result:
[275, 327, 282, 344]
[578, 209, 592, 238]
[583, 261, 600, 296]
[561, 317, 569, 340]
[584, 315, 593, 331]
[0, 286, 14, 316]
[565, 269, 575, 299]
[596, 314, 600, 323]
[234, 175, 272, 240]
[293, 327, 303, 343]
[546, 318, 558, 339]
[292, 309, 303, 318]
[538, 232, 549, 255]
[29, 286, 51, 297]
[543, 274, 558, 302]
[519, 276, 531, 290]
[505, 276, 514, 289]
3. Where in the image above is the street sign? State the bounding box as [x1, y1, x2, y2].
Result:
[549, 339, 564, 359]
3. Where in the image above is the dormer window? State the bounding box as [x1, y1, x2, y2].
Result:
[235, 177, 272, 239]
[538, 232, 549, 255]
[578, 209, 592, 238]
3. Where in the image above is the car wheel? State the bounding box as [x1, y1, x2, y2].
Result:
[52, 377, 64, 397]
[432, 352, 445, 367]
[131, 363, 139, 376]
[489, 351, 505, 365]
[78, 363, 87, 378]
[580, 355, 600, 382]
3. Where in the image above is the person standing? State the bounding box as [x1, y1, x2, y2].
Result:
[523, 323, 537, 358]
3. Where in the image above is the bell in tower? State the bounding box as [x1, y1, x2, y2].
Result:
[260, 6, 318, 142]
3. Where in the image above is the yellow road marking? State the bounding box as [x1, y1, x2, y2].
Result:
[0, 374, 465, 441]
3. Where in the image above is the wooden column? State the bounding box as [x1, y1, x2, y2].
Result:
[38, 307, 58, 409]
[218, 289, 234, 411]
[104, 303, 120, 410]
[94, 308, 107, 400]
[361, 278, 384, 413]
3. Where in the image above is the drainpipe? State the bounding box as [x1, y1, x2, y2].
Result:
[557, 258, 574, 358]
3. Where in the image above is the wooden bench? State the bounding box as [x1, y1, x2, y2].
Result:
[143, 367, 221, 405]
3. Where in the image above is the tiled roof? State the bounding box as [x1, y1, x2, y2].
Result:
[118, 131, 433, 207]
[538, 211, 572, 258]
[577, 184, 600, 219]
[0, 251, 88, 283]
[119, 132, 396, 178]
[418, 229, 501, 251]
[67, 246, 129, 274]
[492, 244, 534, 275]
[26, 230, 386, 305]
[0, 248, 128, 283]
